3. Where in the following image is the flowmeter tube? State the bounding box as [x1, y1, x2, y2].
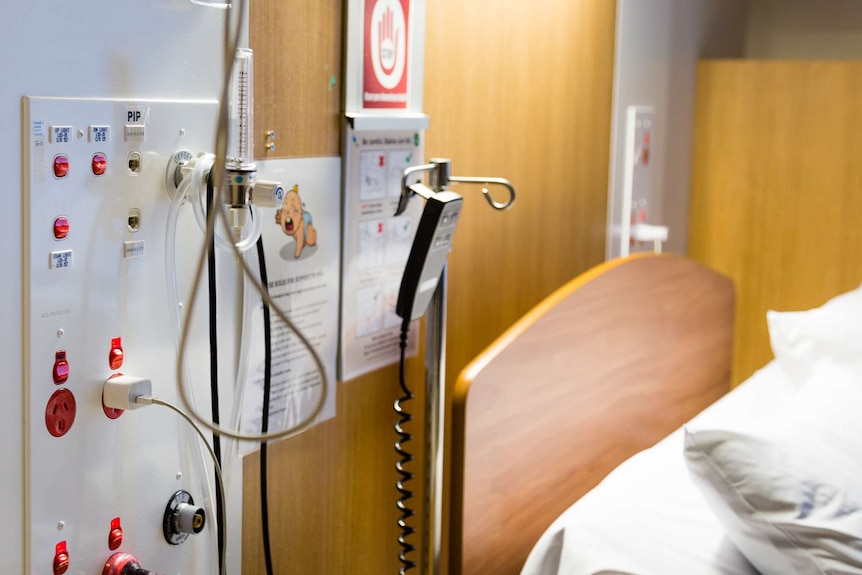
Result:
[227, 48, 253, 169]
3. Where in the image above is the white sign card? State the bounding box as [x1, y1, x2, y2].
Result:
[340, 128, 424, 381]
[239, 157, 341, 454]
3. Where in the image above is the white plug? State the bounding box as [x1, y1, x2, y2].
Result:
[630, 223, 669, 243]
[103, 376, 152, 411]
[631, 224, 669, 254]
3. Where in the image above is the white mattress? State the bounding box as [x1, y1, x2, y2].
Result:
[520, 360, 798, 575]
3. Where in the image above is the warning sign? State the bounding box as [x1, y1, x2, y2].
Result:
[363, 0, 410, 109]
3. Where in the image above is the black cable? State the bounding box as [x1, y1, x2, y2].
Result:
[256, 236, 275, 575]
[394, 321, 416, 574]
[206, 177, 225, 574]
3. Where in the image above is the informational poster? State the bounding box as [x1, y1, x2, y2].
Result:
[340, 128, 424, 380]
[363, 0, 411, 109]
[239, 157, 340, 454]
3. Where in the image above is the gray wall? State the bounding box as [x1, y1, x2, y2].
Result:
[607, 0, 750, 259]
[747, 0, 862, 58]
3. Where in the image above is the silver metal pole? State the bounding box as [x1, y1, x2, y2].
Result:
[422, 264, 447, 575]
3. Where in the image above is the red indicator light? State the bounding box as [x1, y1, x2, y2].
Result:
[109, 337, 124, 370]
[108, 517, 123, 550]
[53, 155, 70, 179]
[53, 541, 69, 575]
[53, 350, 69, 384]
[92, 153, 107, 176]
[53, 216, 70, 240]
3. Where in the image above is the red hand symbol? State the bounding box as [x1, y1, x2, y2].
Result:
[378, 6, 399, 75]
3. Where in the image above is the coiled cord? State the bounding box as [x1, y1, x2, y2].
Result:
[394, 324, 416, 574]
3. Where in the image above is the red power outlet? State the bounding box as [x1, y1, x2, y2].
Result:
[45, 389, 76, 438]
[102, 373, 125, 420]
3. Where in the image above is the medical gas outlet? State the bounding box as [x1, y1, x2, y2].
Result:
[163, 490, 206, 545]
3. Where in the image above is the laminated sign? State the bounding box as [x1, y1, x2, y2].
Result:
[363, 0, 410, 109]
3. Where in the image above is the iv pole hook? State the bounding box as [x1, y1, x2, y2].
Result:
[395, 161, 516, 215]
[447, 175, 516, 211]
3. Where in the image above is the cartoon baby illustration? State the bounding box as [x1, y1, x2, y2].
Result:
[275, 184, 318, 259]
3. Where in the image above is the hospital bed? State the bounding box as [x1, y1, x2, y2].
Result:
[449, 252, 862, 574]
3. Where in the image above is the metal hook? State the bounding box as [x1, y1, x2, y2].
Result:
[395, 159, 517, 215]
[447, 176, 516, 211]
[395, 163, 437, 216]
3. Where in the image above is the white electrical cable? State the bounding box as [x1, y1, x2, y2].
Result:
[137, 395, 227, 575]
[169, 157, 327, 443]
[174, 0, 330, 443]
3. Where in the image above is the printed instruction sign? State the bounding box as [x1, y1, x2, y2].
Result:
[239, 157, 340, 455]
[340, 128, 424, 380]
[363, 0, 411, 109]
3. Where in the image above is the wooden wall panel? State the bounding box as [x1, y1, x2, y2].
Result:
[244, 0, 616, 573]
[242, 358, 428, 575]
[250, 0, 342, 158]
[425, 0, 616, 405]
[689, 60, 862, 386]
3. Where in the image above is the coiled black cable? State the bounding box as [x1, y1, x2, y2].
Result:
[394, 322, 416, 574]
[206, 177, 225, 574]
[255, 236, 275, 575]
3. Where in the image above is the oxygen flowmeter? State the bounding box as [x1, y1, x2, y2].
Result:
[166, 48, 284, 251]
[224, 48, 258, 245]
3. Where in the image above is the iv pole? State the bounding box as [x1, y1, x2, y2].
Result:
[398, 159, 515, 575]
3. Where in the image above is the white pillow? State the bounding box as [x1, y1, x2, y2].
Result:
[767, 283, 862, 385]
[685, 361, 862, 575]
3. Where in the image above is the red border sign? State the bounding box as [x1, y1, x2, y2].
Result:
[363, 0, 410, 109]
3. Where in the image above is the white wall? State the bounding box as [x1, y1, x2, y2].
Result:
[1, 4, 231, 572]
[607, 0, 749, 258]
[747, 0, 862, 58]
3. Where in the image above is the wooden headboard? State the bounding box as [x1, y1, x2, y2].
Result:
[448, 253, 735, 575]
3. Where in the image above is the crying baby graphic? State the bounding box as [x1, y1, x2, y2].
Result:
[275, 184, 318, 259]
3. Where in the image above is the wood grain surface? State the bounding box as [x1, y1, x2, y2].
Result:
[250, 0, 343, 158]
[451, 254, 734, 575]
[689, 60, 862, 385]
[425, 1, 617, 573]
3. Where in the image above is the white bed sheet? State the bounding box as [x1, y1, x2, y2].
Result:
[520, 360, 797, 575]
